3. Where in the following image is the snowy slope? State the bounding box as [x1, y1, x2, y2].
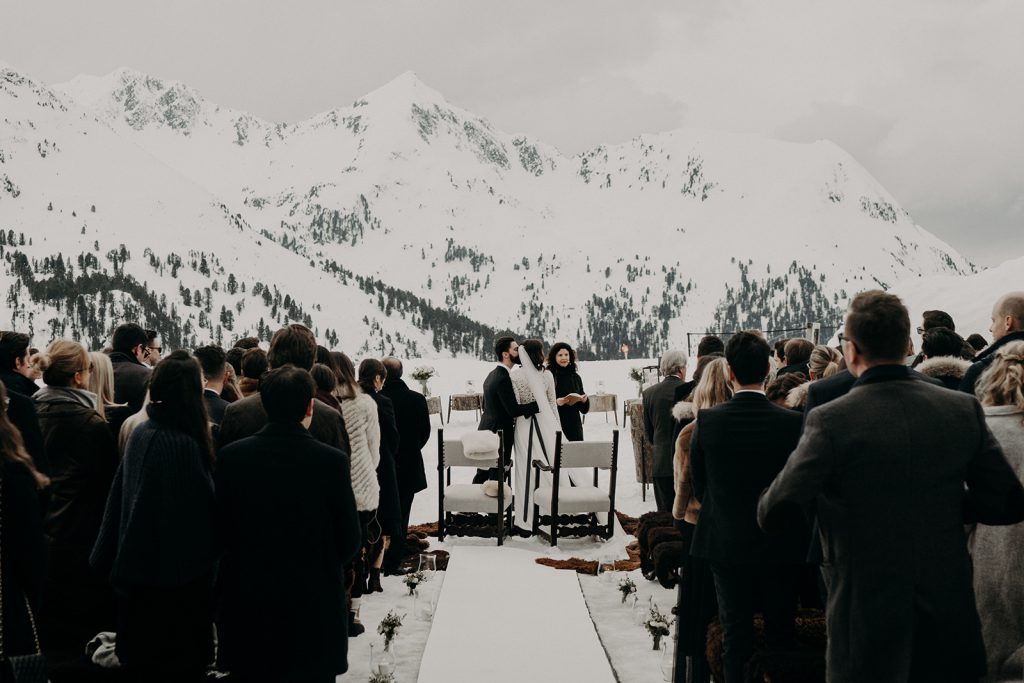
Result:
[890, 254, 1024, 343]
[1, 62, 977, 356]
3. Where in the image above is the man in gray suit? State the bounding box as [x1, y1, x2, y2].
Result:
[642, 349, 687, 512]
[758, 290, 1024, 683]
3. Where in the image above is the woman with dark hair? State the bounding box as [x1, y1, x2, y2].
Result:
[0, 381, 48, 664]
[239, 348, 268, 398]
[91, 350, 217, 681]
[33, 340, 118, 649]
[310, 363, 341, 410]
[358, 358, 401, 593]
[546, 342, 589, 442]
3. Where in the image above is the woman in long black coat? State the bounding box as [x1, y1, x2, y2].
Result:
[91, 351, 218, 681]
[0, 382, 48, 661]
[358, 358, 401, 592]
[546, 342, 590, 441]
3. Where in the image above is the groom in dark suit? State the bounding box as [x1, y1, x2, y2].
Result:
[472, 336, 539, 483]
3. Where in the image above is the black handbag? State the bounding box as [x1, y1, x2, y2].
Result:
[1, 470, 48, 683]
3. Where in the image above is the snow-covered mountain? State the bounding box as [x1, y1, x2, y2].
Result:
[891, 254, 1024, 345]
[1, 62, 975, 357]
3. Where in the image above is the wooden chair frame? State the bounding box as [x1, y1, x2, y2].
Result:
[531, 430, 619, 546]
[437, 428, 513, 546]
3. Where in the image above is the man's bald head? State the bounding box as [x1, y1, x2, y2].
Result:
[991, 292, 1024, 342]
[382, 356, 403, 380]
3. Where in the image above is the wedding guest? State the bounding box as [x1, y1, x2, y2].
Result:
[675, 337, 725, 405]
[91, 351, 217, 681]
[331, 352, 380, 631]
[0, 382, 48, 664]
[225, 347, 245, 378]
[777, 338, 813, 377]
[807, 345, 841, 380]
[143, 329, 162, 368]
[759, 290, 1024, 682]
[380, 357, 431, 575]
[546, 342, 590, 442]
[358, 358, 401, 593]
[967, 333, 989, 353]
[765, 372, 808, 408]
[221, 361, 242, 403]
[0, 332, 49, 476]
[109, 323, 152, 413]
[0, 330, 40, 396]
[193, 346, 230, 426]
[217, 325, 349, 458]
[672, 357, 731, 683]
[232, 336, 260, 350]
[672, 352, 725, 444]
[474, 336, 539, 484]
[87, 351, 132, 438]
[916, 327, 972, 390]
[690, 332, 805, 683]
[238, 348, 268, 398]
[643, 349, 687, 512]
[33, 340, 118, 649]
[311, 363, 342, 410]
[970, 341, 1024, 682]
[216, 366, 361, 682]
[962, 292, 1024, 394]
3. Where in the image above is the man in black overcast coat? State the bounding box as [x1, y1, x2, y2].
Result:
[215, 366, 360, 682]
[689, 331, 805, 683]
[380, 357, 431, 573]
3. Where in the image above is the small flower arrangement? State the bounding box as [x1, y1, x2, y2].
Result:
[403, 570, 426, 595]
[377, 610, 405, 650]
[369, 672, 396, 683]
[628, 367, 645, 396]
[617, 576, 637, 604]
[645, 603, 673, 650]
[411, 365, 436, 396]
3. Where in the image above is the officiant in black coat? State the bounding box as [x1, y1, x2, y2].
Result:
[472, 336, 538, 484]
[546, 342, 589, 441]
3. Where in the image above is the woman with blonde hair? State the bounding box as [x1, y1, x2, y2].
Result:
[32, 340, 118, 648]
[807, 344, 842, 380]
[87, 351, 132, 436]
[672, 356, 732, 683]
[970, 340, 1024, 682]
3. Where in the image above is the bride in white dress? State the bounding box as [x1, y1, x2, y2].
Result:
[510, 339, 567, 530]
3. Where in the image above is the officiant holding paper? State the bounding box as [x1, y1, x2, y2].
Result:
[547, 342, 589, 442]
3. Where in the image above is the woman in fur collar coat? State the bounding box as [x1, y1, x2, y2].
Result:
[918, 327, 974, 390]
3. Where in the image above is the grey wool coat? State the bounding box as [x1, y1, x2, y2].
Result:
[757, 365, 1024, 683]
[971, 406, 1024, 683]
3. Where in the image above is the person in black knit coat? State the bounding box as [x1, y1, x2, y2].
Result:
[546, 342, 590, 441]
[91, 351, 218, 682]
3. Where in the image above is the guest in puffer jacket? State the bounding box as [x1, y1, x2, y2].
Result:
[33, 340, 118, 650]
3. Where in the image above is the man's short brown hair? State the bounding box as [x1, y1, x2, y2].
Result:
[783, 338, 814, 366]
[845, 290, 910, 363]
[267, 324, 317, 370]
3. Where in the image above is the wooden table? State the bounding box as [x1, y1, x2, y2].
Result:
[425, 395, 443, 424]
[448, 392, 483, 422]
[584, 392, 617, 425]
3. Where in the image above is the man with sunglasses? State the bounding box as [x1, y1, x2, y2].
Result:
[142, 329, 162, 367]
[109, 323, 152, 413]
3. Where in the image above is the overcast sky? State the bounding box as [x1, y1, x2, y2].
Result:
[3, 0, 1021, 266]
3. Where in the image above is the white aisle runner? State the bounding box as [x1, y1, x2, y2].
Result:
[417, 546, 617, 683]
